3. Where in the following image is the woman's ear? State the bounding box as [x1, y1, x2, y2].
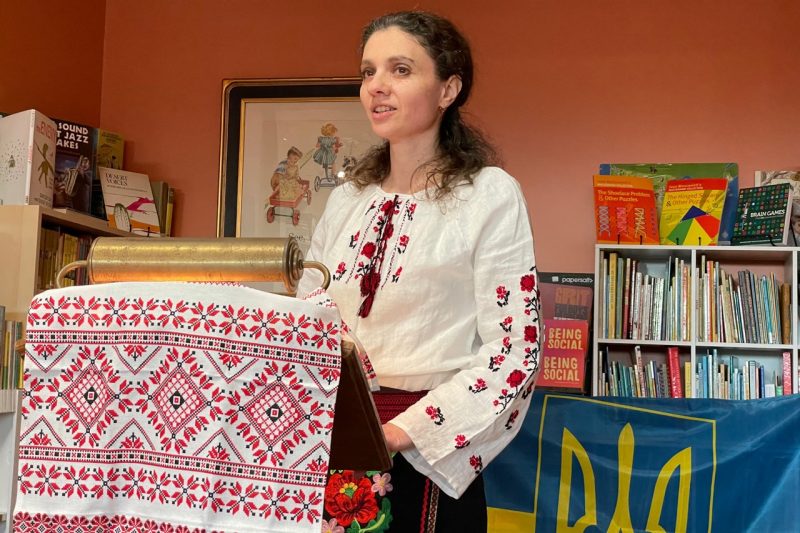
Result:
[440, 75, 463, 110]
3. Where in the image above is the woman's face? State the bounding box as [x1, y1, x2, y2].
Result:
[360, 27, 450, 145]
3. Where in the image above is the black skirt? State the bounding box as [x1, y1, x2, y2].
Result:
[322, 390, 487, 532]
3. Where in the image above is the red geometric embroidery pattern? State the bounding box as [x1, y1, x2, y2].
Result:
[16, 284, 343, 532]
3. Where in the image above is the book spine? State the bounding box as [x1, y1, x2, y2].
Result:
[165, 187, 175, 236]
[634, 345, 646, 398]
[622, 257, 631, 339]
[667, 346, 683, 398]
[608, 252, 618, 339]
[783, 351, 792, 395]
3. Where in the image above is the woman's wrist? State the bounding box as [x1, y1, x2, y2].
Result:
[382, 422, 413, 452]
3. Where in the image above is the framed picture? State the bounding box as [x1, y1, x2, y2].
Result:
[217, 78, 379, 255]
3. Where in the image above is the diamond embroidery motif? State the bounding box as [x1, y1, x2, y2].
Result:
[63, 365, 114, 428]
[245, 381, 306, 445]
[153, 368, 207, 433]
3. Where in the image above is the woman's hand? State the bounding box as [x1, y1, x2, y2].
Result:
[382, 422, 413, 452]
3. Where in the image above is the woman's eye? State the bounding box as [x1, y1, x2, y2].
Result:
[395, 66, 410, 75]
[361, 69, 374, 79]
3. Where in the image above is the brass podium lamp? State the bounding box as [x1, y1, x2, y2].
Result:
[56, 236, 330, 292]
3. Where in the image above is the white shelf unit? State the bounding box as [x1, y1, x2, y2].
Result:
[0, 205, 130, 322]
[0, 205, 131, 530]
[0, 390, 22, 533]
[592, 244, 797, 398]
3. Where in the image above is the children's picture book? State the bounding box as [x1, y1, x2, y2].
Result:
[599, 163, 739, 244]
[732, 183, 793, 246]
[593, 175, 659, 244]
[660, 178, 727, 245]
[0, 109, 57, 208]
[92, 129, 125, 219]
[755, 170, 800, 245]
[98, 167, 161, 236]
[53, 118, 96, 215]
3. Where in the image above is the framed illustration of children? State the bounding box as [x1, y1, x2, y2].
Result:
[218, 79, 379, 270]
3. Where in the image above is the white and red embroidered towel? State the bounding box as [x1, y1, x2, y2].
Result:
[14, 282, 342, 533]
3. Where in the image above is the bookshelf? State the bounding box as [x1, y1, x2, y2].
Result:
[0, 205, 130, 322]
[0, 205, 130, 531]
[0, 391, 21, 533]
[592, 244, 797, 399]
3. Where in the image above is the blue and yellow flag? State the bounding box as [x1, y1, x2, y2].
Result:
[485, 392, 800, 532]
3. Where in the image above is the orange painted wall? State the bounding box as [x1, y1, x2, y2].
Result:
[7, 1, 800, 273]
[0, 0, 105, 126]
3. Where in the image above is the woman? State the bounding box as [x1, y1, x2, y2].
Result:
[298, 11, 540, 532]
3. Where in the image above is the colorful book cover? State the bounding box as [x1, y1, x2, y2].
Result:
[731, 183, 793, 245]
[537, 272, 594, 322]
[593, 174, 659, 244]
[98, 167, 161, 236]
[537, 318, 588, 391]
[92, 129, 125, 219]
[754, 170, 800, 246]
[660, 178, 727, 245]
[53, 118, 96, 214]
[0, 109, 57, 208]
[600, 163, 739, 243]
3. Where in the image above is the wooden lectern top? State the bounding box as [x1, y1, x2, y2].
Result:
[329, 341, 392, 471]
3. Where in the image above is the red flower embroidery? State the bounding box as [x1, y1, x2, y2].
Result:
[454, 434, 470, 448]
[524, 325, 538, 344]
[425, 405, 445, 425]
[469, 377, 488, 393]
[381, 200, 394, 213]
[469, 454, 483, 473]
[507, 369, 526, 389]
[399, 235, 409, 246]
[496, 286, 510, 307]
[520, 274, 536, 292]
[361, 242, 376, 259]
[505, 409, 520, 430]
[325, 471, 379, 527]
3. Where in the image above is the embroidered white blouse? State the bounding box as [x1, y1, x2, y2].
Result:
[297, 166, 541, 498]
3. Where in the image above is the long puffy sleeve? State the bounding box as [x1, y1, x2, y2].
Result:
[389, 172, 541, 498]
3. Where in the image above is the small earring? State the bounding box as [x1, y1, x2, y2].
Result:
[438, 106, 446, 114]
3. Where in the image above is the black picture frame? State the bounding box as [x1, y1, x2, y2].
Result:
[217, 77, 362, 237]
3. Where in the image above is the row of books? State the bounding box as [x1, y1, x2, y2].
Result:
[697, 256, 789, 345]
[600, 346, 795, 399]
[594, 163, 799, 247]
[0, 306, 24, 390]
[38, 228, 94, 291]
[0, 109, 174, 238]
[600, 251, 691, 342]
[693, 351, 792, 400]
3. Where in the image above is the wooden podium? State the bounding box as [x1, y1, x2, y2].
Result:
[329, 341, 392, 471]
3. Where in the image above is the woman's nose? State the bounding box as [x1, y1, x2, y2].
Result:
[366, 71, 390, 95]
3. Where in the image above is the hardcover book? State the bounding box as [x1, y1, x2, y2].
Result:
[660, 178, 727, 245]
[53, 118, 96, 214]
[731, 183, 793, 246]
[754, 170, 800, 246]
[600, 163, 739, 243]
[98, 167, 161, 236]
[92, 128, 125, 219]
[593, 174, 659, 244]
[0, 109, 57, 208]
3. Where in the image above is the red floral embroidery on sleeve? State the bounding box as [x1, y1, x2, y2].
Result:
[495, 286, 510, 307]
[425, 405, 445, 425]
